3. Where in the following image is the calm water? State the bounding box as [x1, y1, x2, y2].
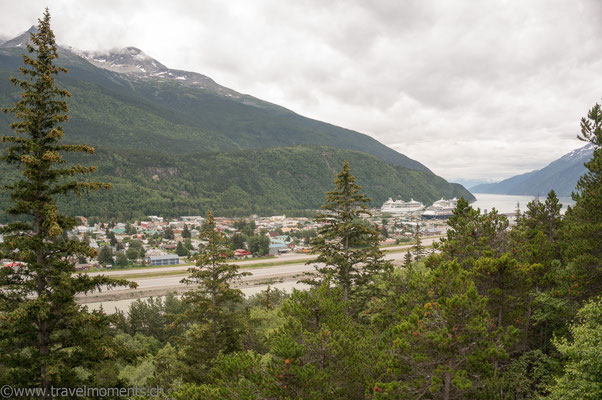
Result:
[470, 193, 574, 214]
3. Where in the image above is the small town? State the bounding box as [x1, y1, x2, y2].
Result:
[0, 208, 453, 271]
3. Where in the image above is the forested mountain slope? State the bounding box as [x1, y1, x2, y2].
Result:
[0, 145, 473, 219]
[0, 38, 429, 171]
[0, 29, 475, 218]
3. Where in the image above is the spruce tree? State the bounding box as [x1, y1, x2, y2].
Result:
[564, 102, 602, 299]
[514, 201, 521, 225]
[509, 190, 563, 284]
[472, 254, 530, 328]
[0, 9, 131, 391]
[270, 284, 372, 399]
[306, 161, 391, 303]
[179, 212, 250, 381]
[437, 198, 509, 268]
[182, 224, 191, 238]
[403, 250, 413, 267]
[412, 223, 426, 261]
[176, 241, 189, 257]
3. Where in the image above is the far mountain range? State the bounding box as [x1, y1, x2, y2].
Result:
[470, 143, 594, 197]
[0, 26, 473, 218]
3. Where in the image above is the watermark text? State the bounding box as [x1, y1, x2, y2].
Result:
[1, 385, 164, 398]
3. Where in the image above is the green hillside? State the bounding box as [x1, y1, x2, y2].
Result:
[1, 145, 473, 220]
[0, 43, 475, 219]
[0, 47, 430, 171]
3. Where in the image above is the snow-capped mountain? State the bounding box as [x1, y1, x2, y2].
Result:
[77, 47, 240, 97]
[79, 46, 169, 75]
[557, 142, 595, 163]
[0, 25, 435, 173]
[0, 27, 242, 98]
[0, 26, 37, 49]
[470, 143, 595, 196]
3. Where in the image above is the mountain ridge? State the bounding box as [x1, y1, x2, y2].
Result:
[470, 143, 594, 196]
[0, 28, 475, 218]
[77, 46, 243, 98]
[1, 32, 432, 171]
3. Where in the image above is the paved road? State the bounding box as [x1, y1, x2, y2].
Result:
[131, 262, 315, 290]
[78, 246, 431, 303]
[84, 252, 313, 277]
[85, 237, 440, 278]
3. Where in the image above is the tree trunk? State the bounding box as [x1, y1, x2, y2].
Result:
[498, 273, 504, 328]
[498, 304, 503, 328]
[211, 293, 217, 347]
[343, 234, 349, 302]
[36, 214, 51, 399]
[524, 286, 537, 351]
[443, 367, 451, 400]
[211, 262, 217, 348]
[39, 318, 50, 399]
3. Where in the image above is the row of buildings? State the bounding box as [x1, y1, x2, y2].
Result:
[2, 210, 441, 269]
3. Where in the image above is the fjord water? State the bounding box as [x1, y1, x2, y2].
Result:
[470, 193, 575, 214]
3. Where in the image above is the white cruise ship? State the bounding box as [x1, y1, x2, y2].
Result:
[421, 198, 458, 219]
[381, 198, 425, 214]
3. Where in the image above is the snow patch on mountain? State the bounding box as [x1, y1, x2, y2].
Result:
[0, 26, 37, 49]
[75, 46, 242, 98]
[560, 142, 594, 162]
[470, 143, 596, 196]
[1, 27, 265, 106]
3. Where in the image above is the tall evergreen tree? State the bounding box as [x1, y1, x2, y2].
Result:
[412, 224, 426, 261]
[563, 102, 602, 300]
[514, 201, 522, 225]
[306, 161, 391, 303]
[0, 9, 131, 392]
[176, 241, 189, 257]
[513, 191, 563, 266]
[403, 250, 413, 267]
[179, 212, 250, 381]
[437, 198, 509, 268]
[181, 224, 191, 238]
[472, 254, 530, 329]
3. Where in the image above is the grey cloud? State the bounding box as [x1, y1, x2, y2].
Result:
[1, 0, 600, 181]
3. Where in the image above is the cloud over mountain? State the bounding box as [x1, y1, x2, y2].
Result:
[1, 1, 601, 181]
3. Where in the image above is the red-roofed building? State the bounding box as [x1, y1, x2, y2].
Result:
[234, 249, 251, 257]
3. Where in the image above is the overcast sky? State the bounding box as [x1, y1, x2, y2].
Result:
[1, 0, 601, 182]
